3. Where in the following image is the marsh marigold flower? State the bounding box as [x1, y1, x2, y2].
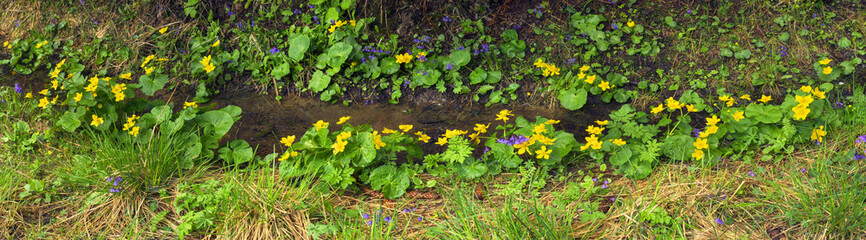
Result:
[694, 138, 709, 149]
[129, 126, 140, 137]
[396, 53, 413, 64]
[758, 95, 772, 103]
[415, 131, 431, 143]
[819, 58, 831, 65]
[331, 140, 347, 155]
[810, 126, 826, 143]
[337, 116, 350, 124]
[159, 27, 168, 34]
[119, 72, 132, 80]
[90, 115, 104, 126]
[598, 80, 611, 91]
[313, 120, 329, 130]
[496, 109, 513, 123]
[692, 149, 704, 159]
[212, 40, 220, 47]
[612, 138, 626, 146]
[184, 101, 198, 109]
[474, 123, 489, 133]
[627, 21, 635, 27]
[281, 135, 296, 147]
[732, 111, 745, 122]
[535, 146, 552, 159]
[399, 124, 413, 132]
[651, 104, 664, 114]
[822, 66, 832, 75]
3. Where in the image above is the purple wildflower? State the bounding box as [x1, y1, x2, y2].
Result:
[442, 16, 452, 22]
[715, 218, 724, 225]
[384, 216, 392, 223]
[366, 220, 373, 225]
[601, 180, 609, 189]
[457, 46, 464, 50]
[293, 9, 301, 15]
[269, 47, 280, 54]
[15, 20, 20, 27]
[363, 213, 369, 219]
[228, 10, 234, 16]
[483, 147, 490, 154]
[592, 178, 598, 182]
[312, 16, 319, 25]
[855, 135, 866, 144]
[309, 4, 315, 9]
[610, 197, 616, 202]
[692, 128, 702, 137]
[446, 64, 453, 70]
[801, 168, 807, 173]
[401, 209, 410, 213]
[417, 216, 423, 221]
[611, 23, 619, 30]
[853, 153, 864, 160]
[79, 0, 84, 4]
[14, 83, 22, 94]
[834, 101, 844, 109]
[403, 80, 410, 87]
[687, 9, 692, 14]
[748, 171, 755, 177]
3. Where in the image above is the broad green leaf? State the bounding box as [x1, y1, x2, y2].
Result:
[745, 104, 783, 124]
[485, 71, 502, 84]
[57, 112, 81, 132]
[195, 110, 235, 137]
[558, 88, 588, 110]
[310, 70, 331, 92]
[450, 50, 471, 67]
[139, 74, 169, 96]
[327, 42, 352, 68]
[288, 35, 310, 62]
[469, 68, 487, 85]
[380, 57, 399, 74]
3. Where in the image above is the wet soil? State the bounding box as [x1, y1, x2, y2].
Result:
[210, 84, 621, 156]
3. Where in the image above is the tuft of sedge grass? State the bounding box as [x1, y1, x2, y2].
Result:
[214, 165, 318, 240]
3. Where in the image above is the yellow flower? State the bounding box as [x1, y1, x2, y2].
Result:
[51, 95, 58, 104]
[719, 95, 735, 107]
[627, 21, 635, 27]
[328, 24, 338, 33]
[50, 79, 59, 90]
[129, 126, 140, 137]
[417, 52, 427, 58]
[706, 115, 721, 126]
[200, 55, 211, 65]
[35, 41, 44, 48]
[514, 141, 533, 155]
[90, 115, 104, 126]
[533, 124, 547, 134]
[542, 64, 561, 76]
[203, 63, 215, 73]
[598, 80, 611, 91]
[159, 27, 168, 34]
[692, 149, 704, 159]
[399, 124, 414, 132]
[577, 72, 586, 80]
[435, 137, 448, 146]
[184, 101, 198, 109]
[810, 126, 826, 143]
[665, 97, 682, 110]
[595, 120, 609, 126]
[313, 120, 329, 130]
[331, 139, 347, 155]
[281, 135, 296, 147]
[38, 97, 50, 108]
[758, 95, 772, 103]
[278, 152, 291, 161]
[533, 59, 545, 68]
[415, 132, 431, 143]
[811, 89, 826, 99]
[693, 138, 709, 150]
[112, 83, 127, 102]
[350, 20, 356, 26]
[496, 109, 513, 123]
[612, 138, 626, 146]
[822, 66, 832, 75]
[39, 89, 49, 95]
[396, 53, 413, 64]
[337, 116, 351, 124]
[580, 65, 590, 72]
[145, 66, 155, 75]
[586, 125, 604, 135]
[49, 68, 61, 79]
[444, 129, 467, 139]
[585, 75, 596, 84]
[383, 128, 397, 134]
[651, 104, 664, 114]
[212, 40, 220, 47]
[535, 146, 552, 160]
[123, 114, 139, 131]
[795, 94, 814, 107]
[156, 58, 168, 62]
[474, 123, 489, 134]
[686, 104, 698, 112]
[119, 72, 132, 80]
[2, 41, 8, 48]
[739, 94, 751, 101]
[819, 58, 831, 65]
[732, 111, 745, 122]
[141, 54, 155, 68]
[371, 132, 387, 149]
[800, 86, 813, 93]
[25, 93, 32, 98]
[73, 92, 83, 102]
[536, 135, 556, 145]
[792, 106, 810, 120]
[545, 119, 560, 125]
[337, 131, 352, 141]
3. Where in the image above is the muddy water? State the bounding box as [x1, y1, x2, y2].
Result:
[209, 89, 622, 156]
